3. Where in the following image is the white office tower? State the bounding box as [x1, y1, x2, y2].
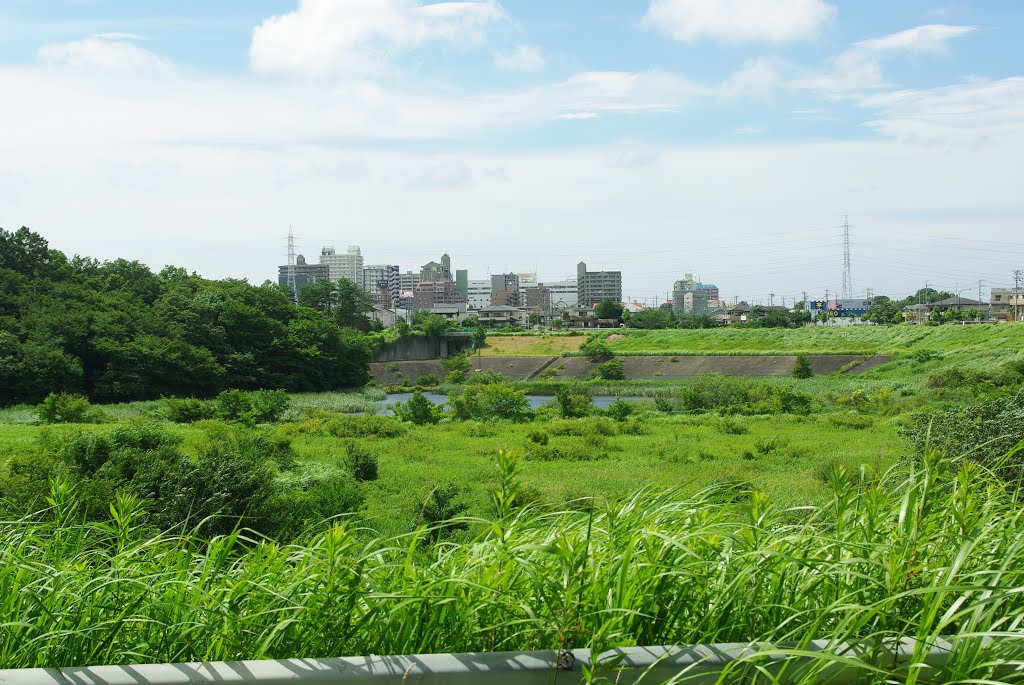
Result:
[320, 245, 363, 284]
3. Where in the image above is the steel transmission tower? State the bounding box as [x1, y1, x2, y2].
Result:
[841, 216, 853, 300]
[286, 228, 298, 303]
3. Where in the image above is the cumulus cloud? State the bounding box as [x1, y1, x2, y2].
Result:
[250, 0, 505, 75]
[38, 34, 172, 72]
[643, 0, 836, 43]
[493, 44, 544, 72]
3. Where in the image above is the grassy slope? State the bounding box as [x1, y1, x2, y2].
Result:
[608, 323, 1024, 355]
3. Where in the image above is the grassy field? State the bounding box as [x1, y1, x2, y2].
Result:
[478, 333, 584, 356]
[607, 323, 1024, 355]
[483, 323, 1024, 358]
[0, 449, 1021, 680]
[1, 324, 1023, 675]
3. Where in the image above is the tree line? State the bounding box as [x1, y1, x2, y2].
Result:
[0, 227, 371, 406]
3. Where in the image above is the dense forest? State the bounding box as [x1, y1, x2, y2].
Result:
[0, 227, 370, 405]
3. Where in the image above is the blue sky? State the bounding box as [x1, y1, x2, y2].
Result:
[1, 0, 1022, 304]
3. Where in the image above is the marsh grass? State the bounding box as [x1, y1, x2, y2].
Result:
[0, 451, 1022, 683]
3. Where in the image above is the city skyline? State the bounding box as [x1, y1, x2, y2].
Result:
[1, 0, 1021, 301]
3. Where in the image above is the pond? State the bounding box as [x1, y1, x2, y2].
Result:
[380, 393, 641, 413]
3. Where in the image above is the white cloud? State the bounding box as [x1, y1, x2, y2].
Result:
[720, 24, 975, 99]
[860, 77, 1024, 142]
[250, 0, 505, 76]
[0, 62, 693, 146]
[38, 34, 172, 72]
[493, 44, 544, 72]
[854, 23, 974, 55]
[409, 157, 472, 187]
[555, 112, 597, 120]
[643, 0, 836, 43]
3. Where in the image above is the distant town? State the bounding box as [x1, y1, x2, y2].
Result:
[278, 238, 1024, 328]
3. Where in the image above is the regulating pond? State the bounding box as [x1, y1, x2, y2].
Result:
[381, 393, 640, 412]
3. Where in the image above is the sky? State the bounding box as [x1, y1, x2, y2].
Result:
[1, 0, 1022, 306]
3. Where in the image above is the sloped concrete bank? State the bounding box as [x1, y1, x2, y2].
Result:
[370, 355, 892, 384]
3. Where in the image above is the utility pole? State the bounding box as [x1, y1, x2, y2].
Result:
[841, 216, 853, 300]
[286, 227, 298, 303]
[977, 279, 984, 323]
[1015, 270, 1022, 322]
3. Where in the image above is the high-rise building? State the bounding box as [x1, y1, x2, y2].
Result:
[491, 273, 520, 306]
[362, 264, 400, 308]
[672, 273, 719, 314]
[319, 245, 363, 284]
[577, 262, 622, 307]
[399, 271, 419, 292]
[413, 279, 465, 310]
[466, 279, 491, 310]
[277, 254, 329, 292]
[545, 278, 579, 312]
[455, 269, 468, 298]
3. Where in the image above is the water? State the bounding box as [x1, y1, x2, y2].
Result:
[379, 393, 640, 413]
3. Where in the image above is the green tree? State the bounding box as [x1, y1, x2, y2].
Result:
[792, 354, 814, 379]
[595, 299, 624, 320]
[625, 308, 674, 329]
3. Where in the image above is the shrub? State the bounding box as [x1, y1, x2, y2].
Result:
[596, 358, 626, 380]
[527, 429, 549, 446]
[555, 384, 592, 419]
[448, 385, 532, 422]
[36, 393, 105, 424]
[715, 416, 749, 435]
[654, 396, 674, 413]
[581, 339, 613, 363]
[414, 374, 441, 387]
[440, 354, 471, 383]
[912, 349, 935, 363]
[792, 354, 813, 379]
[605, 398, 634, 421]
[393, 391, 442, 425]
[830, 412, 875, 430]
[417, 484, 469, 543]
[905, 393, 1024, 483]
[164, 397, 216, 423]
[465, 370, 504, 385]
[345, 441, 379, 482]
[213, 389, 290, 424]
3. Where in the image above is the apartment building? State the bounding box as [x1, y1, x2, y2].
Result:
[577, 261, 622, 307]
[319, 245, 363, 284]
[990, 288, 1024, 321]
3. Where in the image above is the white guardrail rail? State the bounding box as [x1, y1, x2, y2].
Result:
[0, 638, 1017, 685]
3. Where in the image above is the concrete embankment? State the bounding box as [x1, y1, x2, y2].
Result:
[370, 354, 892, 384]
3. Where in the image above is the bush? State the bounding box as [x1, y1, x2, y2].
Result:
[213, 389, 290, 424]
[345, 441, 379, 481]
[580, 339, 613, 363]
[905, 393, 1024, 484]
[164, 397, 216, 423]
[527, 429, 549, 446]
[417, 484, 469, 543]
[414, 374, 441, 387]
[792, 354, 813, 379]
[36, 393, 105, 424]
[440, 354, 471, 383]
[448, 385, 532, 422]
[555, 384, 592, 419]
[605, 398, 634, 421]
[296, 413, 406, 438]
[596, 358, 626, 380]
[393, 391, 442, 425]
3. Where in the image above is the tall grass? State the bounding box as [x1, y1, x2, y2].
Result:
[1, 450, 1022, 682]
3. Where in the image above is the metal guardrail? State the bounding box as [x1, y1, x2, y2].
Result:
[4, 637, 1016, 685]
